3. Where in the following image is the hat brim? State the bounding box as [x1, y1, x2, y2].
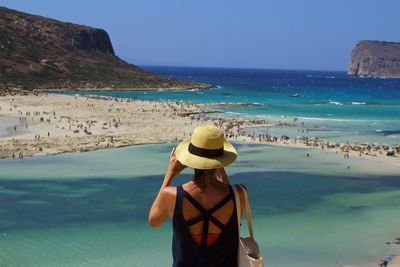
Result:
[175, 139, 237, 169]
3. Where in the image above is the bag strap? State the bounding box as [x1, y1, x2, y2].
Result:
[232, 184, 254, 239]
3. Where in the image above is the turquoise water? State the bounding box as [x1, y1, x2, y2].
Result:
[64, 67, 400, 145]
[1, 143, 399, 267]
[2, 67, 400, 266]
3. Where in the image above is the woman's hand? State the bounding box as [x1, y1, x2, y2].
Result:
[165, 148, 186, 181]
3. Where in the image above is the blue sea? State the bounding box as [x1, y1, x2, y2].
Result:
[0, 143, 399, 267]
[71, 66, 400, 145]
[1, 67, 400, 267]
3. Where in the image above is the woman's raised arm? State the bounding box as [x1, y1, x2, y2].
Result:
[148, 149, 186, 227]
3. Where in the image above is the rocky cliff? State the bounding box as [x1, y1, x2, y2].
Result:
[0, 6, 212, 91]
[348, 40, 400, 78]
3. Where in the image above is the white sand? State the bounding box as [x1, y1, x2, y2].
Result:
[0, 93, 264, 158]
[0, 93, 398, 168]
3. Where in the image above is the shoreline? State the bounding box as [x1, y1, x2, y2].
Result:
[0, 93, 399, 167]
[39, 83, 216, 92]
[0, 93, 268, 159]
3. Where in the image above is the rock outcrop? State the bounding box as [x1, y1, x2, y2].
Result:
[348, 40, 400, 78]
[0, 6, 212, 91]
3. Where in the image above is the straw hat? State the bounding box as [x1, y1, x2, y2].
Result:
[175, 125, 237, 169]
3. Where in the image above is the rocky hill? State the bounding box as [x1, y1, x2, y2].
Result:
[348, 40, 400, 78]
[0, 6, 212, 91]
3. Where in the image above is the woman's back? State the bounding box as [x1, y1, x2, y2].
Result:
[148, 125, 241, 266]
[172, 181, 238, 267]
[182, 181, 235, 237]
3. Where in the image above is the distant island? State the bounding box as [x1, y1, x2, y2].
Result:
[348, 40, 400, 78]
[0, 6, 212, 92]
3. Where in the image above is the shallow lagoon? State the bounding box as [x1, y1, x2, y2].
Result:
[0, 143, 399, 267]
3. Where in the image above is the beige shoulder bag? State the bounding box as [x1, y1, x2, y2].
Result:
[232, 184, 264, 267]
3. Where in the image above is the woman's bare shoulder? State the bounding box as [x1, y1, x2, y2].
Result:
[160, 186, 177, 200]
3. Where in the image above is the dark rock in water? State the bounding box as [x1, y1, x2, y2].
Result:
[0, 6, 212, 91]
[348, 40, 400, 78]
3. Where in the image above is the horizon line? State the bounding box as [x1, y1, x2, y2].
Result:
[136, 64, 347, 73]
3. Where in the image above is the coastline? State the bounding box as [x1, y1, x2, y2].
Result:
[39, 84, 215, 92]
[0, 93, 267, 159]
[0, 93, 398, 167]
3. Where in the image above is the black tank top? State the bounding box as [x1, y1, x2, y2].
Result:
[172, 185, 238, 267]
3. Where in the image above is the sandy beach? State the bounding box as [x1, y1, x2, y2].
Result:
[0, 93, 268, 159]
[1, 93, 399, 167]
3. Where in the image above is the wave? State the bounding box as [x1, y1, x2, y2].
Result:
[254, 114, 272, 118]
[324, 101, 374, 106]
[207, 85, 222, 90]
[186, 88, 199, 92]
[211, 102, 265, 107]
[327, 101, 366, 106]
[298, 116, 369, 122]
[298, 117, 400, 123]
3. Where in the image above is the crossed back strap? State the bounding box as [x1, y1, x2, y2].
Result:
[232, 184, 254, 239]
[183, 189, 233, 248]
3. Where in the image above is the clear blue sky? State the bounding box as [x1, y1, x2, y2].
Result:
[2, 0, 399, 70]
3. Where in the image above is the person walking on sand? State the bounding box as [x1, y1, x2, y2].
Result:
[379, 259, 388, 267]
[149, 125, 245, 267]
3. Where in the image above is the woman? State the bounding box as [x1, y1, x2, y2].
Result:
[149, 125, 245, 267]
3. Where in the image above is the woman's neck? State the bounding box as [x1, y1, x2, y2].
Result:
[193, 174, 219, 189]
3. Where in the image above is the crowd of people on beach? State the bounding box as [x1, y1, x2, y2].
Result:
[196, 114, 400, 161]
[1, 95, 399, 162]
